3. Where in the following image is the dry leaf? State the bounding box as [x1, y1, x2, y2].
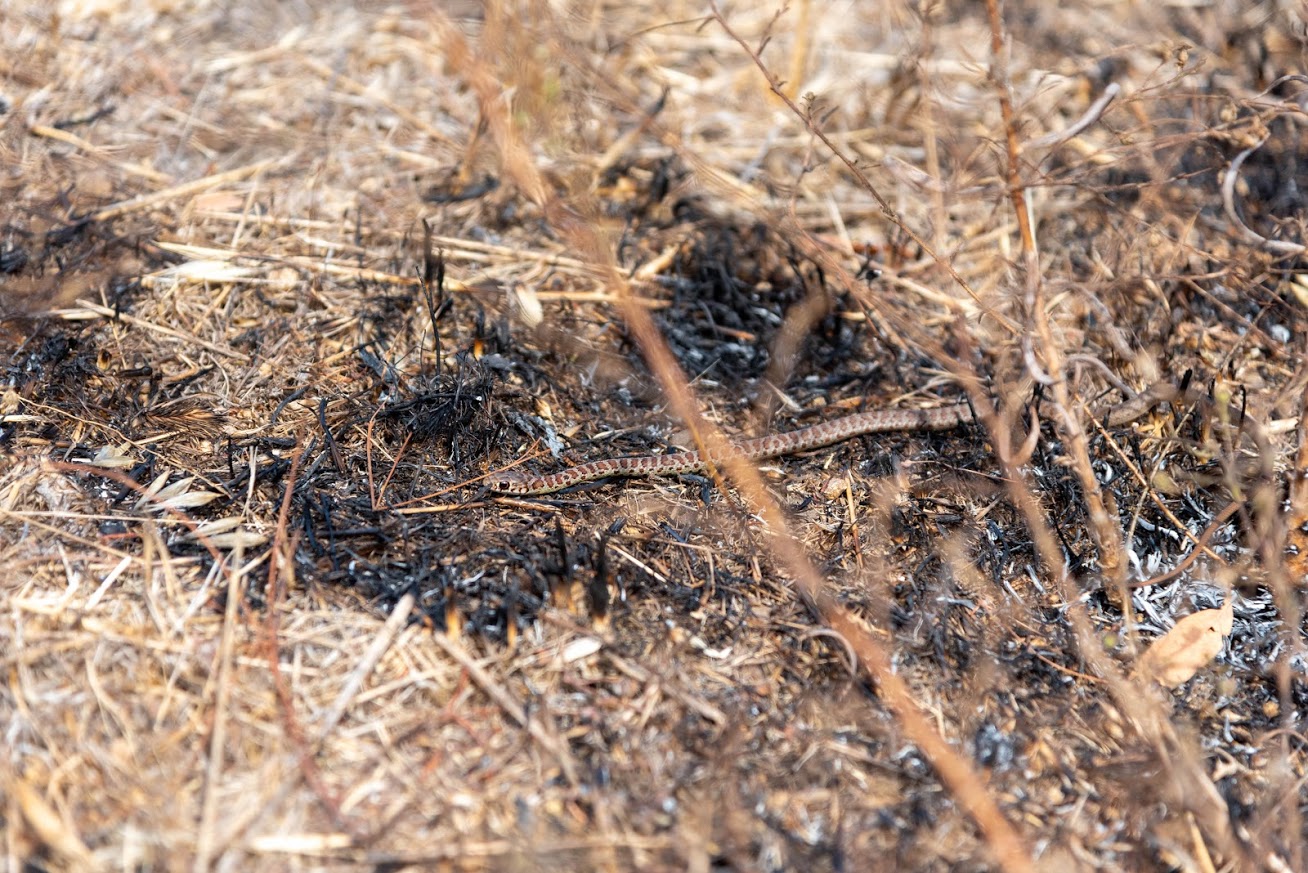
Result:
[157, 489, 223, 510]
[1132, 598, 1234, 688]
[90, 443, 136, 469]
[513, 283, 544, 328]
[132, 475, 223, 512]
[560, 636, 602, 664]
[169, 259, 253, 282]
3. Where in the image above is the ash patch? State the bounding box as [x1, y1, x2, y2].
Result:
[651, 220, 872, 389]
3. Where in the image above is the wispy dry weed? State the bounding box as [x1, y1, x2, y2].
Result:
[2, 1, 1305, 871]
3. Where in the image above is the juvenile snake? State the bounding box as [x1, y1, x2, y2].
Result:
[489, 403, 970, 495]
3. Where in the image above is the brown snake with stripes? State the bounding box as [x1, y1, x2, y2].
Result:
[488, 403, 971, 495]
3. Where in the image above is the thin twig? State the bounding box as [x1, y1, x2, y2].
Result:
[707, 1, 1019, 336]
[428, 631, 580, 786]
[1028, 83, 1121, 152]
[1221, 135, 1307, 256]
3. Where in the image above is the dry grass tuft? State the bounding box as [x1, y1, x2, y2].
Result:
[2, 1, 1306, 870]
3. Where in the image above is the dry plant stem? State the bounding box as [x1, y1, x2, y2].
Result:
[843, 479, 864, 570]
[59, 298, 250, 362]
[194, 540, 246, 871]
[1222, 134, 1307, 255]
[1128, 500, 1241, 589]
[30, 122, 172, 183]
[695, 12, 1091, 634]
[1289, 379, 1308, 576]
[87, 157, 281, 223]
[699, 0, 1082, 618]
[947, 323, 1071, 600]
[780, 0, 811, 105]
[714, 0, 1075, 628]
[975, 0, 1110, 625]
[429, 631, 580, 787]
[1033, 277, 1129, 595]
[716, 0, 1112, 639]
[8, 773, 96, 868]
[979, 7, 1251, 864]
[1086, 415, 1233, 577]
[438, 9, 1035, 870]
[314, 592, 415, 745]
[1240, 393, 1306, 864]
[261, 450, 365, 841]
[983, 0, 1128, 597]
[916, 17, 953, 258]
[706, 2, 1020, 337]
[763, 277, 834, 402]
[983, 0, 1035, 256]
[218, 453, 365, 850]
[1026, 83, 1121, 151]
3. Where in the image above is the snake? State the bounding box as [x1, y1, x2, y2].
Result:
[488, 403, 971, 495]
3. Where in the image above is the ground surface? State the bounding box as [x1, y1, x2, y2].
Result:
[2, 2, 1307, 871]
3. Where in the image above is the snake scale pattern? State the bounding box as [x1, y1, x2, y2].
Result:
[489, 403, 970, 495]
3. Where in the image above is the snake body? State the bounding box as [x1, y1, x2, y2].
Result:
[489, 403, 970, 495]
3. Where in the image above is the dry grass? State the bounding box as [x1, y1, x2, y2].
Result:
[2, 1, 1307, 870]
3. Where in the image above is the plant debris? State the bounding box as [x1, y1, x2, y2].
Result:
[1, 2, 1305, 871]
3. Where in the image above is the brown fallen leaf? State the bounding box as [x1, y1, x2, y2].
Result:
[1132, 597, 1235, 688]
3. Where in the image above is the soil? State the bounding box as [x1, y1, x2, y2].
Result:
[2, 2, 1306, 871]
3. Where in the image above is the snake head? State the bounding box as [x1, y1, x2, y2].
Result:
[485, 472, 523, 494]
[485, 469, 540, 495]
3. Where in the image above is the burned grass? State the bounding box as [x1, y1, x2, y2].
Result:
[2, 2, 1306, 871]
